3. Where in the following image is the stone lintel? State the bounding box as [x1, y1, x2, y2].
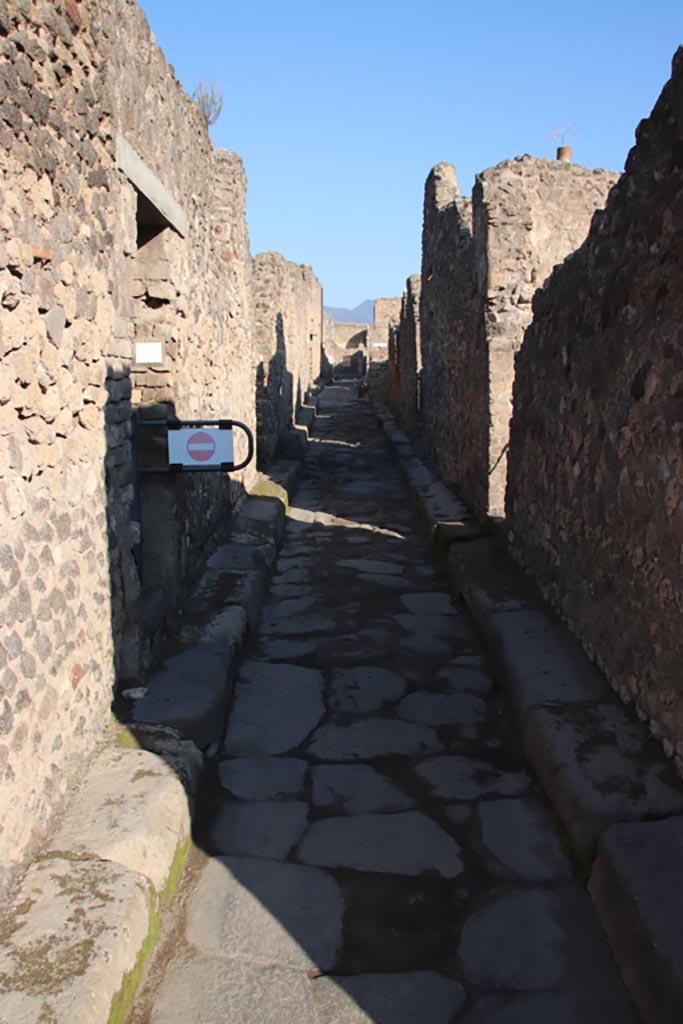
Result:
[116, 135, 187, 238]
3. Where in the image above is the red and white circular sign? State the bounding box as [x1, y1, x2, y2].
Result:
[186, 430, 217, 462]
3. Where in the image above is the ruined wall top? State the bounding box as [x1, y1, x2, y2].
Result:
[425, 162, 461, 210]
[374, 297, 402, 332]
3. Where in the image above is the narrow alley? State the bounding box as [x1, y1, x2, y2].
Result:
[127, 384, 638, 1024]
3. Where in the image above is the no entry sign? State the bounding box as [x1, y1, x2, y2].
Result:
[136, 417, 253, 474]
[186, 430, 216, 462]
[167, 426, 234, 468]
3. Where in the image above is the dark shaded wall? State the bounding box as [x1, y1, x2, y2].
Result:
[420, 163, 486, 512]
[388, 274, 421, 429]
[253, 252, 322, 467]
[507, 48, 683, 760]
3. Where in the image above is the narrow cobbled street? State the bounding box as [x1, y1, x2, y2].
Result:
[128, 384, 638, 1024]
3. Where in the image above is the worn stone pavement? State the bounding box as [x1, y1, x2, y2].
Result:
[127, 384, 639, 1024]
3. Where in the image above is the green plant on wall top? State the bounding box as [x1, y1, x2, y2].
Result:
[193, 81, 224, 127]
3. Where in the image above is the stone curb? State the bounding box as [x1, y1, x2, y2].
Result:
[0, 724, 200, 1024]
[372, 395, 683, 1024]
[130, 460, 302, 749]
[0, 461, 303, 1024]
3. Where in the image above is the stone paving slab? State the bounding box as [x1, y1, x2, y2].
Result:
[357, 572, 408, 589]
[436, 661, 495, 696]
[474, 796, 572, 881]
[589, 816, 683, 1024]
[329, 666, 407, 712]
[460, 991, 640, 1024]
[223, 661, 325, 756]
[312, 971, 466, 1024]
[261, 595, 317, 619]
[395, 612, 461, 637]
[400, 591, 456, 615]
[207, 541, 274, 572]
[399, 632, 452, 655]
[398, 690, 488, 727]
[147, 956, 319, 1024]
[296, 812, 464, 877]
[217, 756, 308, 799]
[186, 856, 343, 971]
[524, 701, 683, 858]
[307, 719, 443, 760]
[0, 856, 154, 1024]
[207, 800, 309, 859]
[457, 884, 634, 997]
[261, 611, 336, 636]
[261, 636, 319, 659]
[337, 558, 404, 575]
[311, 764, 415, 812]
[417, 755, 530, 800]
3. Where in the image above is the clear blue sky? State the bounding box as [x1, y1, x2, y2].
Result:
[138, 0, 681, 308]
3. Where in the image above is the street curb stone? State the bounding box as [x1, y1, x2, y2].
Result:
[589, 817, 683, 1024]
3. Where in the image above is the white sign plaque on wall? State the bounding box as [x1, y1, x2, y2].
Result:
[135, 341, 164, 364]
[167, 427, 234, 468]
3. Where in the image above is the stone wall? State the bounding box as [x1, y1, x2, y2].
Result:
[388, 274, 421, 429]
[253, 252, 322, 466]
[0, 0, 256, 881]
[419, 158, 617, 518]
[367, 296, 400, 400]
[507, 48, 683, 762]
[420, 163, 486, 509]
[324, 318, 368, 354]
[321, 317, 368, 378]
[475, 156, 619, 515]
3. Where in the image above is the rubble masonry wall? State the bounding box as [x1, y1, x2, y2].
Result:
[419, 157, 617, 517]
[507, 48, 683, 761]
[0, 0, 257, 881]
[367, 296, 400, 400]
[388, 274, 421, 430]
[253, 251, 322, 466]
[420, 163, 486, 511]
[475, 156, 619, 515]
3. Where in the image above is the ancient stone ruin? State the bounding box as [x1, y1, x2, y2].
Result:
[3, 1, 683, 1018]
[411, 156, 619, 518]
[0, 0, 323, 880]
[507, 47, 683, 764]
[387, 47, 683, 771]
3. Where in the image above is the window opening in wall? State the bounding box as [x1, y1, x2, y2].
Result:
[136, 189, 172, 249]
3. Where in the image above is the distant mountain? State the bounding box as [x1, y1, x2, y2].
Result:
[324, 299, 374, 325]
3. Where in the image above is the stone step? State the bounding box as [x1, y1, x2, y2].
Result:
[590, 817, 683, 1024]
